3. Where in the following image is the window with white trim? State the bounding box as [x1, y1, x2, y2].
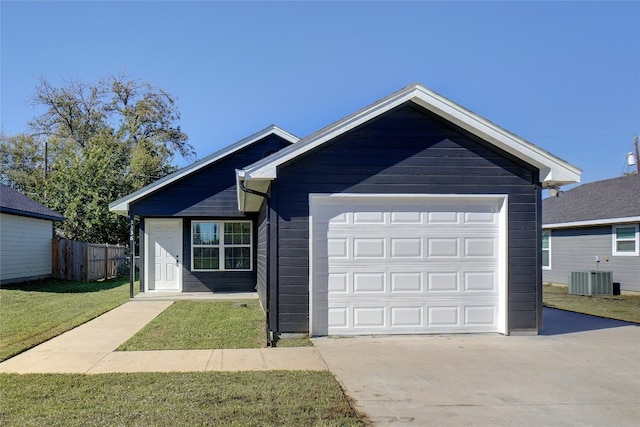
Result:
[192, 221, 252, 270]
[542, 230, 551, 269]
[612, 224, 639, 256]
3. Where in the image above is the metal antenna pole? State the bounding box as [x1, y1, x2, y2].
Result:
[634, 135, 639, 174]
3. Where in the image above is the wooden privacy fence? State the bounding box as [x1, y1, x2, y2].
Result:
[53, 238, 127, 282]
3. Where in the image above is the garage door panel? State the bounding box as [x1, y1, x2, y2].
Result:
[325, 298, 499, 334]
[391, 238, 423, 258]
[353, 238, 385, 258]
[391, 306, 423, 327]
[311, 195, 506, 336]
[464, 237, 496, 258]
[324, 236, 499, 261]
[322, 267, 499, 296]
[428, 306, 459, 327]
[353, 273, 385, 292]
[464, 305, 497, 326]
[391, 272, 423, 292]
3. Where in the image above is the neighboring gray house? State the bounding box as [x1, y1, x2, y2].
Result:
[543, 174, 640, 293]
[0, 183, 65, 284]
[112, 84, 581, 337]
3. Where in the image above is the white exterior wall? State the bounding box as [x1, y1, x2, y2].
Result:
[0, 213, 53, 283]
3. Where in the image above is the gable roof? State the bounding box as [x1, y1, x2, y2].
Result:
[109, 125, 299, 216]
[237, 84, 582, 200]
[543, 174, 640, 228]
[0, 183, 65, 221]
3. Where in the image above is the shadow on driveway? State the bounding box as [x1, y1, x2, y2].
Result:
[541, 307, 638, 336]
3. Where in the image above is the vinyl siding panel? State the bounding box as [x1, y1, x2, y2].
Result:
[131, 135, 290, 293]
[0, 213, 53, 283]
[543, 225, 640, 292]
[272, 103, 540, 333]
[256, 205, 268, 309]
[130, 135, 290, 218]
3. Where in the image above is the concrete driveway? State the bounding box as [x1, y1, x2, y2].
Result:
[313, 308, 640, 426]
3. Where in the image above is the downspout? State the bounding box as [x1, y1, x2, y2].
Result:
[238, 179, 273, 347]
[129, 214, 135, 299]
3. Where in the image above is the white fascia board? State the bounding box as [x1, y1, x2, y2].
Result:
[109, 125, 298, 216]
[407, 87, 581, 187]
[543, 216, 640, 229]
[241, 88, 417, 180]
[240, 84, 581, 186]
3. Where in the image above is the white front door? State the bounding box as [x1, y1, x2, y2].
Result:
[309, 195, 508, 336]
[146, 219, 182, 292]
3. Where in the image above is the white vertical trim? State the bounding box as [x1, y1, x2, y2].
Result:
[496, 195, 508, 335]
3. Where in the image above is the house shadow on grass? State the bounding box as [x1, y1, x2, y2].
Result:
[0, 278, 129, 293]
[540, 307, 639, 336]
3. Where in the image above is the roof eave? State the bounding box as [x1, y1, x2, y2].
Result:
[109, 125, 299, 216]
[240, 84, 581, 186]
[0, 207, 65, 221]
[543, 216, 640, 229]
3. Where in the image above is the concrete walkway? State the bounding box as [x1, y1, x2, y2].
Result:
[0, 300, 326, 374]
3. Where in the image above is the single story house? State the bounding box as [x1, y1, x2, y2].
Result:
[0, 183, 65, 284]
[542, 174, 640, 293]
[111, 83, 580, 337]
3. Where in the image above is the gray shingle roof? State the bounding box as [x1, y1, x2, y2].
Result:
[543, 174, 640, 225]
[0, 183, 65, 221]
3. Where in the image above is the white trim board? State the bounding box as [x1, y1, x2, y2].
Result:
[544, 216, 640, 229]
[239, 84, 581, 189]
[110, 126, 298, 216]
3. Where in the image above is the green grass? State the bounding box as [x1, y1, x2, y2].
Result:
[543, 284, 640, 323]
[274, 336, 313, 347]
[118, 300, 266, 350]
[0, 371, 363, 427]
[0, 278, 132, 362]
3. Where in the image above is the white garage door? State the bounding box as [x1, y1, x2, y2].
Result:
[310, 195, 507, 336]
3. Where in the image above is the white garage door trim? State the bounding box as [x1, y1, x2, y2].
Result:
[309, 194, 508, 336]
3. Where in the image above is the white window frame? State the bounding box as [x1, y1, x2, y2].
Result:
[612, 224, 639, 256]
[542, 230, 551, 269]
[191, 220, 253, 271]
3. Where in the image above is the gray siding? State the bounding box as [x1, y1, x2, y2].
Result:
[543, 225, 640, 292]
[0, 213, 54, 284]
[272, 103, 541, 333]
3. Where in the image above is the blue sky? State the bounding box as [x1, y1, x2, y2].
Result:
[1, 1, 639, 187]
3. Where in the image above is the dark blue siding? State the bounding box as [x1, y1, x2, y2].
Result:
[272, 103, 540, 333]
[256, 206, 268, 308]
[130, 135, 289, 218]
[132, 135, 291, 293]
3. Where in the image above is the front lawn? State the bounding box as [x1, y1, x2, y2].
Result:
[118, 300, 266, 350]
[0, 371, 363, 426]
[543, 284, 640, 323]
[0, 278, 132, 362]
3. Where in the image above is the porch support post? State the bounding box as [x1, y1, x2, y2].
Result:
[129, 214, 135, 299]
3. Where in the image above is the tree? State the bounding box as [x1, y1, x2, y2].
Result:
[0, 75, 195, 244]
